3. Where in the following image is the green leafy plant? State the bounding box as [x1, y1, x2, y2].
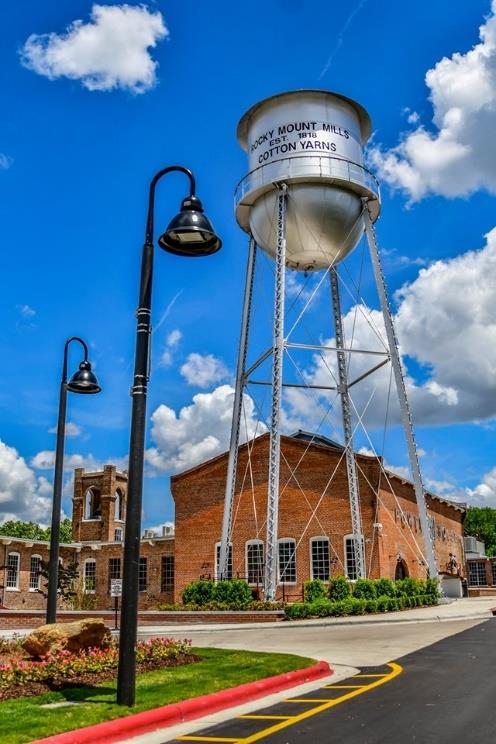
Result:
[304, 579, 327, 603]
[374, 578, 395, 597]
[182, 579, 215, 606]
[352, 578, 377, 600]
[213, 579, 252, 608]
[329, 575, 351, 601]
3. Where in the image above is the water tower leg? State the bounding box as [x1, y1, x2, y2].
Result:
[218, 237, 257, 580]
[264, 185, 288, 601]
[363, 203, 438, 580]
[330, 267, 366, 579]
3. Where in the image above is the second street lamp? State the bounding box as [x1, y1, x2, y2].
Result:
[46, 337, 101, 624]
[117, 166, 221, 707]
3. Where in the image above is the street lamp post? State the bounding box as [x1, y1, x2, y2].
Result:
[117, 166, 221, 706]
[46, 337, 101, 624]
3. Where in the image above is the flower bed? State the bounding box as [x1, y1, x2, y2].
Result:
[0, 637, 197, 701]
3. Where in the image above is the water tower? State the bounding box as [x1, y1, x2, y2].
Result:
[218, 90, 437, 599]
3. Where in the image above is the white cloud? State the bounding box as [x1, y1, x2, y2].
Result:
[369, 2, 496, 200]
[358, 447, 410, 480]
[31, 451, 102, 471]
[466, 466, 496, 507]
[0, 154, 13, 170]
[180, 353, 229, 388]
[16, 304, 36, 318]
[0, 440, 53, 523]
[283, 226, 496, 429]
[20, 4, 168, 94]
[48, 421, 81, 437]
[160, 328, 182, 368]
[146, 384, 266, 473]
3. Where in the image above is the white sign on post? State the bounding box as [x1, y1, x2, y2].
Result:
[110, 578, 123, 597]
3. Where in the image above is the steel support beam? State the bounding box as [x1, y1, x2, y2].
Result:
[363, 203, 438, 579]
[330, 266, 366, 580]
[264, 186, 287, 600]
[219, 237, 257, 579]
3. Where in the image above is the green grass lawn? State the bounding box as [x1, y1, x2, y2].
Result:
[0, 647, 315, 744]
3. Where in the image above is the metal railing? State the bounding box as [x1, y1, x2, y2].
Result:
[235, 155, 380, 207]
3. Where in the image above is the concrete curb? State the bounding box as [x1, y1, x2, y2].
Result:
[29, 661, 331, 744]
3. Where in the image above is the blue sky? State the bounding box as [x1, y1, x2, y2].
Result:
[1, 0, 495, 529]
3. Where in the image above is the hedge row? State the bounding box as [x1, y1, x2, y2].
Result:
[285, 593, 437, 620]
[304, 576, 439, 603]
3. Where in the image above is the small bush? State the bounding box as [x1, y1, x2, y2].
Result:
[310, 598, 332, 617]
[394, 577, 425, 597]
[213, 579, 252, 608]
[349, 598, 367, 615]
[426, 578, 440, 599]
[353, 579, 377, 600]
[365, 599, 378, 613]
[329, 575, 351, 601]
[304, 579, 327, 603]
[182, 579, 215, 606]
[376, 596, 390, 613]
[374, 578, 395, 597]
[284, 602, 311, 620]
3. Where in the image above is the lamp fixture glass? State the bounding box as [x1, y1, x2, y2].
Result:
[158, 195, 222, 257]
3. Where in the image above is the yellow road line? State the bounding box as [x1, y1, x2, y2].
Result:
[237, 715, 293, 720]
[323, 684, 366, 689]
[286, 698, 335, 703]
[177, 664, 402, 744]
[353, 673, 388, 678]
[232, 663, 403, 744]
[177, 738, 239, 743]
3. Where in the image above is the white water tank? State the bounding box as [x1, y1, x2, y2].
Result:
[235, 90, 380, 272]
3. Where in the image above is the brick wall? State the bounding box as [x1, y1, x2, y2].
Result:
[172, 433, 465, 601]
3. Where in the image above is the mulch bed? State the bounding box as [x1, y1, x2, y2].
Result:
[0, 653, 202, 702]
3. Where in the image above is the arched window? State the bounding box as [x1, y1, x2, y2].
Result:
[344, 534, 364, 581]
[84, 559, 96, 592]
[215, 542, 233, 580]
[6, 552, 20, 590]
[84, 488, 102, 520]
[29, 554, 42, 591]
[310, 537, 330, 581]
[278, 539, 296, 584]
[115, 489, 123, 522]
[246, 540, 264, 585]
[395, 559, 409, 580]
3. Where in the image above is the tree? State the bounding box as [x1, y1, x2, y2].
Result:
[0, 518, 73, 543]
[464, 507, 496, 557]
[38, 558, 79, 603]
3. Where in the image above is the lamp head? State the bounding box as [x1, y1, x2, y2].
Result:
[158, 195, 222, 257]
[67, 360, 101, 394]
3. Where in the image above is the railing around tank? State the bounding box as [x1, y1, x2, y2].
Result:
[235, 154, 380, 207]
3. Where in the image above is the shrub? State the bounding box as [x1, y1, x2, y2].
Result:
[182, 579, 215, 606]
[353, 579, 377, 600]
[304, 579, 327, 603]
[394, 577, 425, 597]
[374, 578, 395, 597]
[284, 602, 311, 620]
[348, 598, 367, 615]
[213, 579, 252, 608]
[426, 578, 440, 599]
[376, 596, 390, 613]
[365, 599, 378, 613]
[329, 575, 351, 601]
[310, 598, 332, 617]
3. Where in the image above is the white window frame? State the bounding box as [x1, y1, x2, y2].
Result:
[344, 534, 364, 581]
[214, 541, 233, 580]
[83, 488, 102, 521]
[138, 556, 148, 592]
[84, 558, 96, 593]
[29, 554, 42, 591]
[310, 537, 331, 581]
[245, 540, 264, 585]
[277, 538, 297, 585]
[114, 528, 123, 542]
[6, 552, 20, 591]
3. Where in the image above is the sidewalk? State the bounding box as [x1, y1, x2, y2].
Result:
[134, 597, 495, 636]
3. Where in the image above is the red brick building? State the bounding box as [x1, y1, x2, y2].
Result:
[171, 432, 466, 601]
[0, 433, 466, 611]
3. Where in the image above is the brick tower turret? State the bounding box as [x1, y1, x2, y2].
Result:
[72, 465, 127, 543]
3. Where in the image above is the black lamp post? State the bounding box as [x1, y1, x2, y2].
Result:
[46, 337, 101, 624]
[117, 166, 221, 707]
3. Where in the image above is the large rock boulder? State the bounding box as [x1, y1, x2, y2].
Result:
[23, 619, 111, 658]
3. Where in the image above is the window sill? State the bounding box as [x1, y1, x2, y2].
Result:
[28, 588, 40, 593]
[5, 587, 20, 592]
[82, 518, 102, 522]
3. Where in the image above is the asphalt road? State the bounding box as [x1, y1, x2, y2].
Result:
[166, 618, 496, 744]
